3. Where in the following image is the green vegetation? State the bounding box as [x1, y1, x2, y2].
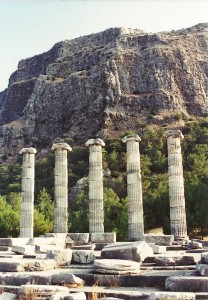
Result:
[0, 118, 208, 240]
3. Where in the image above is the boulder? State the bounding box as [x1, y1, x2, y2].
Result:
[46, 249, 72, 266]
[72, 250, 94, 264]
[93, 259, 141, 274]
[101, 241, 153, 262]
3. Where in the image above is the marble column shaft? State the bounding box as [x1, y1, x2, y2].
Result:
[164, 130, 187, 240]
[122, 134, 144, 240]
[51, 143, 72, 233]
[19, 147, 37, 238]
[86, 138, 105, 233]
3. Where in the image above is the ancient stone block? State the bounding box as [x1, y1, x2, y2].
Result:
[51, 273, 84, 286]
[165, 276, 208, 292]
[72, 250, 94, 264]
[93, 259, 141, 274]
[90, 232, 116, 243]
[46, 249, 72, 266]
[154, 254, 201, 266]
[144, 234, 174, 246]
[148, 243, 166, 254]
[101, 241, 153, 262]
[67, 233, 89, 244]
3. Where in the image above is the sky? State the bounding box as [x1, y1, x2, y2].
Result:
[0, 0, 207, 92]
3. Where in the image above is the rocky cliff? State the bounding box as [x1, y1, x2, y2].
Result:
[0, 24, 208, 161]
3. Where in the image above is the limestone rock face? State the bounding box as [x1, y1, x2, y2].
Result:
[0, 24, 208, 160]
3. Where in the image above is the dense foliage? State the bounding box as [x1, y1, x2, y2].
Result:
[0, 118, 208, 240]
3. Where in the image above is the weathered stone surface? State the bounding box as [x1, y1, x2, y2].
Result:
[53, 292, 86, 300]
[187, 240, 203, 249]
[46, 249, 72, 266]
[28, 237, 57, 246]
[93, 259, 141, 274]
[196, 263, 208, 276]
[35, 244, 58, 254]
[101, 241, 153, 262]
[0, 293, 17, 300]
[0, 258, 57, 272]
[148, 243, 166, 254]
[154, 254, 201, 266]
[0, 273, 51, 285]
[149, 292, 195, 299]
[67, 233, 89, 244]
[201, 252, 208, 264]
[90, 233, 116, 243]
[12, 245, 35, 255]
[18, 285, 70, 299]
[71, 244, 95, 250]
[144, 234, 174, 246]
[165, 276, 208, 292]
[51, 273, 84, 286]
[72, 250, 94, 264]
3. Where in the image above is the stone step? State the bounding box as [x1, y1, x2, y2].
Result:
[68, 286, 197, 299]
[0, 258, 57, 272]
[0, 285, 198, 300]
[166, 276, 208, 292]
[144, 253, 201, 265]
[77, 269, 190, 288]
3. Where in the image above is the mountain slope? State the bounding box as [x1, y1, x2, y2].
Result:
[0, 24, 208, 161]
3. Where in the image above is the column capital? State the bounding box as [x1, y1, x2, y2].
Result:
[19, 147, 37, 155]
[164, 130, 184, 139]
[51, 142, 72, 152]
[85, 138, 105, 147]
[122, 134, 141, 143]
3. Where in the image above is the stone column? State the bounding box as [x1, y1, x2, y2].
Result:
[86, 138, 105, 233]
[51, 143, 72, 233]
[19, 147, 37, 238]
[164, 130, 188, 240]
[122, 134, 144, 241]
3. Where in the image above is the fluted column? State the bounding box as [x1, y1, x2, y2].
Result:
[86, 138, 105, 233]
[122, 134, 144, 241]
[51, 143, 72, 233]
[19, 147, 36, 238]
[164, 130, 188, 240]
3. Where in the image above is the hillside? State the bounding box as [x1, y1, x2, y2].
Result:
[0, 23, 208, 162]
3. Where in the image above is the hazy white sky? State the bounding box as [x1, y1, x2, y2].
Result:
[0, 0, 207, 91]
